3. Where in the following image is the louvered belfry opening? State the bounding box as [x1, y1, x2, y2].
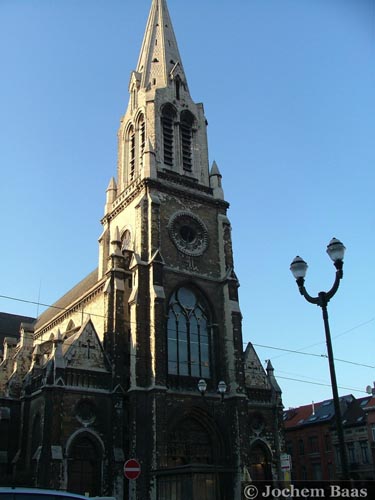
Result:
[128, 125, 136, 182]
[139, 114, 146, 168]
[180, 110, 194, 172]
[162, 104, 176, 166]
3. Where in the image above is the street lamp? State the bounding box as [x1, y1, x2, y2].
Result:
[198, 378, 208, 396]
[290, 238, 350, 480]
[198, 379, 227, 402]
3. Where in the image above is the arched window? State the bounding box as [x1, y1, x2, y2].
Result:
[127, 125, 136, 182]
[138, 114, 146, 169]
[162, 104, 176, 167]
[180, 110, 194, 172]
[167, 287, 210, 378]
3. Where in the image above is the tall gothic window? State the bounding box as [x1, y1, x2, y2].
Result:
[162, 104, 176, 167]
[180, 110, 194, 172]
[127, 125, 136, 182]
[167, 287, 210, 378]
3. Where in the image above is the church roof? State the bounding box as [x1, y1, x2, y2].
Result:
[136, 0, 188, 90]
[35, 269, 99, 331]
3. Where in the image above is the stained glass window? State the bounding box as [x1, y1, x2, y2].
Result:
[167, 287, 210, 378]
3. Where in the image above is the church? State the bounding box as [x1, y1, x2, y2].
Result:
[0, 1, 284, 499]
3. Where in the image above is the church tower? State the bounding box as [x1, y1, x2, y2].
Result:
[100, 0, 241, 398]
[99, 1, 283, 499]
[0, 1, 284, 499]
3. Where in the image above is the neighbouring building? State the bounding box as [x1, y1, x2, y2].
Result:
[363, 394, 375, 467]
[0, 1, 285, 499]
[284, 395, 375, 481]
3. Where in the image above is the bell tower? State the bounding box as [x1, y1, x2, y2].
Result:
[98, 1, 282, 499]
[99, 0, 242, 393]
[115, 0, 211, 191]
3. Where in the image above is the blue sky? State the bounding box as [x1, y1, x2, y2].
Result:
[0, 0, 374, 408]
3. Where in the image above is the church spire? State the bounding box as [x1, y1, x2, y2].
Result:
[136, 0, 188, 91]
[113, 0, 210, 197]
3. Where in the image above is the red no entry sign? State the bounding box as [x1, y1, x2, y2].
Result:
[124, 458, 141, 480]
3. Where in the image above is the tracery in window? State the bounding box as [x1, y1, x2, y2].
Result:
[167, 287, 210, 378]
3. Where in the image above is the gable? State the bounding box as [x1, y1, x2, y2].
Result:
[63, 320, 109, 373]
[244, 343, 270, 389]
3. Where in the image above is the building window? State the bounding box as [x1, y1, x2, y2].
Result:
[167, 287, 210, 378]
[180, 110, 194, 172]
[371, 424, 375, 442]
[347, 442, 356, 464]
[312, 463, 322, 480]
[309, 436, 319, 453]
[328, 463, 334, 479]
[324, 434, 330, 452]
[298, 439, 305, 455]
[128, 125, 136, 182]
[162, 104, 176, 166]
[360, 441, 369, 464]
[334, 445, 341, 467]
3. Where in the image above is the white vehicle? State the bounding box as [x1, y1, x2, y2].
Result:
[0, 488, 116, 500]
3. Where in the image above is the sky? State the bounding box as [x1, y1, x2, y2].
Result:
[0, 0, 374, 409]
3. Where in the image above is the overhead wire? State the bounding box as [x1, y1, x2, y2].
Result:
[268, 317, 375, 361]
[0, 293, 373, 374]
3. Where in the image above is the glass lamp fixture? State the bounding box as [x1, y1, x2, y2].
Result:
[290, 256, 308, 280]
[198, 379, 207, 396]
[217, 380, 227, 401]
[326, 238, 346, 263]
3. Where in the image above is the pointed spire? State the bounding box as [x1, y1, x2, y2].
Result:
[105, 177, 117, 214]
[266, 360, 282, 394]
[209, 161, 224, 200]
[106, 177, 117, 192]
[266, 359, 274, 372]
[136, 0, 188, 91]
[209, 161, 221, 177]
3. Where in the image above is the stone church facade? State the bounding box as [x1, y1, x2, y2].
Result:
[0, 1, 284, 499]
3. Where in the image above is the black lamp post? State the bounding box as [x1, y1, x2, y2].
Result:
[290, 238, 350, 480]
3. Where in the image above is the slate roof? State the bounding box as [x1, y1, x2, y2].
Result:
[354, 396, 375, 415]
[0, 312, 36, 348]
[35, 269, 99, 331]
[284, 395, 355, 429]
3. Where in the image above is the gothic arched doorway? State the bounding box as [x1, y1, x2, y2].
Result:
[249, 440, 273, 481]
[67, 434, 102, 496]
[158, 413, 227, 500]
